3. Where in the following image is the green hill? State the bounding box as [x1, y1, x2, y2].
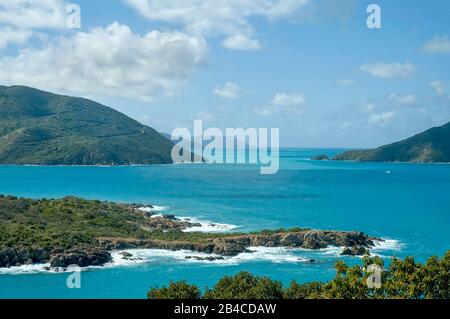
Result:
[0, 86, 175, 165]
[334, 122, 450, 163]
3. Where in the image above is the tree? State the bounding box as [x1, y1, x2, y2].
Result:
[148, 281, 201, 299]
[147, 251, 450, 299]
[204, 271, 284, 299]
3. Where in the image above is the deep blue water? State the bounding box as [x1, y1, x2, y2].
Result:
[0, 148, 449, 298]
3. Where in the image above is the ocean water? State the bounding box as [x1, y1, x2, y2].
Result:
[0, 148, 449, 298]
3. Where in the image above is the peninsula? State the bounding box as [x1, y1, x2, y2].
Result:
[0, 195, 380, 269]
[334, 122, 450, 163]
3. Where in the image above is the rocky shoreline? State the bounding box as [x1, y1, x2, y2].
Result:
[0, 227, 381, 269]
[0, 197, 382, 270]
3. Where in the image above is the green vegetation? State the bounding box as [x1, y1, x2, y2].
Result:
[0, 194, 324, 251]
[204, 272, 285, 299]
[334, 122, 450, 163]
[148, 251, 450, 299]
[1, 195, 310, 251]
[0, 195, 144, 249]
[0, 85, 175, 165]
[148, 281, 202, 299]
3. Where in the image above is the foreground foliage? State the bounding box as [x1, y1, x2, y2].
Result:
[148, 251, 450, 299]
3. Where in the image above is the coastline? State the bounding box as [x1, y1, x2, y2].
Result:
[0, 196, 383, 271]
[1, 238, 403, 276]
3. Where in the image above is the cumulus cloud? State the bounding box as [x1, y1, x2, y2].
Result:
[0, 22, 209, 101]
[360, 62, 415, 79]
[0, 0, 70, 48]
[213, 82, 241, 99]
[361, 102, 375, 113]
[0, 0, 68, 29]
[423, 35, 450, 54]
[257, 92, 306, 115]
[222, 34, 261, 51]
[0, 26, 32, 49]
[430, 80, 445, 96]
[368, 111, 396, 126]
[387, 94, 417, 105]
[124, 0, 309, 50]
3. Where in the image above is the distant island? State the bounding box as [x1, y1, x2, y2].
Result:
[0, 86, 175, 165]
[311, 154, 330, 161]
[0, 195, 380, 269]
[333, 122, 450, 163]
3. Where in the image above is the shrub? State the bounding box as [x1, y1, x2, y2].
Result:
[148, 281, 201, 299]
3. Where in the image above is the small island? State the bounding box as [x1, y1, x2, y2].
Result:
[311, 154, 330, 161]
[0, 195, 380, 269]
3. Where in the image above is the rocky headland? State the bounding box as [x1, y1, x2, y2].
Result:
[0, 195, 381, 269]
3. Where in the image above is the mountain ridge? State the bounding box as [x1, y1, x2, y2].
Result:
[334, 122, 450, 163]
[0, 85, 175, 165]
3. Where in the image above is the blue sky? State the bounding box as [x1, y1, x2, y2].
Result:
[0, 0, 449, 147]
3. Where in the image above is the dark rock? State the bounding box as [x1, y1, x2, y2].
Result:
[340, 245, 370, 256]
[49, 247, 112, 268]
[311, 154, 330, 161]
[185, 255, 225, 261]
[121, 251, 133, 259]
[0, 247, 51, 268]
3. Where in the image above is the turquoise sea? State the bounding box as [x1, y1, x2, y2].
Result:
[0, 149, 449, 298]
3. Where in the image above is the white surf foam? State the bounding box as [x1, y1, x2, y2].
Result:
[106, 247, 314, 267]
[138, 205, 168, 213]
[372, 239, 403, 252]
[178, 216, 240, 233]
[138, 205, 240, 232]
[224, 247, 310, 265]
[0, 263, 51, 275]
[0, 239, 406, 274]
[107, 249, 226, 267]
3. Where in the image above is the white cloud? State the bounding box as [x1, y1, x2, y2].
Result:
[0, 22, 209, 101]
[0, 0, 68, 29]
[387, 94, 417, 105]
[222, 34, 260, 51]
[0, 0, 74, 49]
[196, 110, 215, 122]
[335, 78, 354, 86]
[0, 27, 32, 49]
[361, 102, 375, 113]
[213, 82, 241, 99]
[124, 0, 309, 50]
[360, 62, 415, 79]
[257, 92, 306, 115]
[429, 80, 445, 96]
[0, 0, 70, 48]
[423, 35, 450, 54]
[368, 111, 395, 126]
